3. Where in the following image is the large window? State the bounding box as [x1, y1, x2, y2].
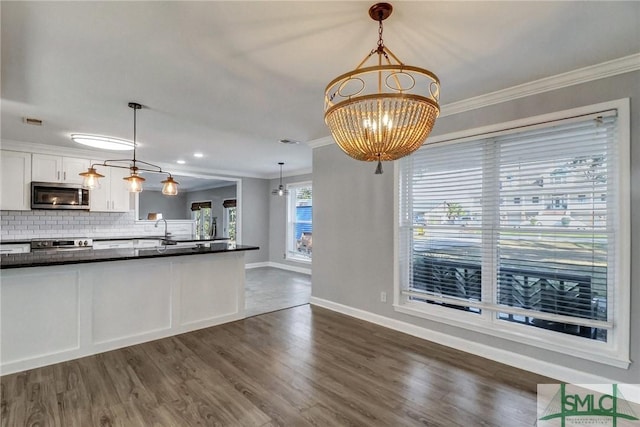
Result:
[287, 182, 312, 262]
[396, 100, 630, 367]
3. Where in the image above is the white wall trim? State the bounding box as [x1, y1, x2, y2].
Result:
[1, 139, 275, 179]
[245, 262, 271, 269]
[306, 54, 640, 148]
[245, 261, 311, 275]
[306, 136, 333, 149]
[440, 54, 640, 117]
[310, 296, 621, 386]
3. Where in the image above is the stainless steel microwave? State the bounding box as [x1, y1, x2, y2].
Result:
[31, 182, 90, 210]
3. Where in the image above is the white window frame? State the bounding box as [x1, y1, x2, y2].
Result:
[190, 199, 213, 238]
[223, 204, 236, 240]
[286, 181, 312, 263]
[393, 99, 630, 368]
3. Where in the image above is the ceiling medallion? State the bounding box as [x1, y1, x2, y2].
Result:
[324, 2, 440, 174]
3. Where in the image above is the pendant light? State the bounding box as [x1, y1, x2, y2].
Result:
[324, 2, 440, 174]
[79, 102, 179, 195]
[161, 175, 179, 196]
[271, 162, 289, 196]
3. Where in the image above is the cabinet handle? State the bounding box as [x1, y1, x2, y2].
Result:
[57, 171, 60, 180]
[63, 171, 67, 180]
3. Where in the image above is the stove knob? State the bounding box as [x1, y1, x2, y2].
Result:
[83, 240, 88, 246]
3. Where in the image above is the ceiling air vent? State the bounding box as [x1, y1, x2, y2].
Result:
[23, 117, 43, 126]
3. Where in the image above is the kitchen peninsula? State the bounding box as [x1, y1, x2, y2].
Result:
[0, 242, 258, 375]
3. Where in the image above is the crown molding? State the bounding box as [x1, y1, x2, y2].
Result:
[0, 139, 114, 160]
[306, 135, 334, 149]
[440, 53, 640, 117]
[309, 54, 640, 148]
[0, 139, 264, 179]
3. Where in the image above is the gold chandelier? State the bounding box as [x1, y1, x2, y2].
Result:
[79, 102, 179, 195]
[324, 2, 440, 174]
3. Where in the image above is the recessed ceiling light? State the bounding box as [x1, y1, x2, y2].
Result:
[71, 134, 134, 151]
[279, 138, 300, 145]
[176, 160, 186, 165]
[193, 152, 204, 158]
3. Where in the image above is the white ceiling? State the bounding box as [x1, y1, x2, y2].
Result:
[2, 1, 639, 180]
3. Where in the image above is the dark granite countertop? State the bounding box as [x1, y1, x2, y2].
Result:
[0, 236, 230, 245]
[93, 235, 230, 242]
[0, 243, 258, 269]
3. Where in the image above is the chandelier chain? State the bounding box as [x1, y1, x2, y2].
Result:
[376, 14, 388, 58]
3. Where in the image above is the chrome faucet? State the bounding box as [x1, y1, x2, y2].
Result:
[154, 218, 171, 239]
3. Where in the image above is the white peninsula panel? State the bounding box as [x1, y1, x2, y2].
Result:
[0, 250, 248, 375]
[1, 269, 79, 364]
[92, 260, 172, 345]
[177, 252, 245, 327]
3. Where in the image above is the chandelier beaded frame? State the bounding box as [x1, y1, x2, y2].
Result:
[324, 3, 440, 172]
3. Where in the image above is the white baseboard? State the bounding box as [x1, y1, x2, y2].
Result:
[245, 262, 270, 269]
[245, 261, 311, 275]
[309, 296, 620, 386]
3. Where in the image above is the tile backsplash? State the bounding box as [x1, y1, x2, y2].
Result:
[0, 210, 194, 241]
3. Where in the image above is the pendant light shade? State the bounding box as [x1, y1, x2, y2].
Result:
[78, 102, 179, 195]
[271, 162, 289, 196]
[324, 3, 440, 174]
[79, 167, 105, 189]
[161, 175, 179, 196]
[124, 168, 145, 193]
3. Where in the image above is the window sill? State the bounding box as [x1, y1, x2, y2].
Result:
[393, 303, 630, 369]
[285, 255, 312, 264]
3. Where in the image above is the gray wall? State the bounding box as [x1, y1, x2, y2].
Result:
[268, 173, 313, 269]
[138, 191, 187, 220]
[312, 71, 639, 382]
[241, 177, 270, 264]
[187, 185, 237, 236]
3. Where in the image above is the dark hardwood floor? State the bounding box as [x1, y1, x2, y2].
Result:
[1, 305, 552, 426]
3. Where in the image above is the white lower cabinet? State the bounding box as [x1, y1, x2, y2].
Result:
[133, 239, 162, 249]
[92, 240, 134, 250]
[0, 243, 31, 254]
[89, 162, 131, 212]
[0, 150, 31, 211]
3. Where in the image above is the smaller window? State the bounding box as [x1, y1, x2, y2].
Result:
[286, 182, 312, 262]
[577, 195, 587, 203]
[531, 196, 540, 204]
[191, 200, 213, 237]
[513, 197, 521, 205]
[600, 193, 606, 202]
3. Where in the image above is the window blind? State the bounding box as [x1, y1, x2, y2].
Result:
[191, 201, 212, 211]
[399, 111, 617, 340]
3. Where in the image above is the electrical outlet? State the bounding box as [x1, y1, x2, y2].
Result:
[380, 291, 387, 303]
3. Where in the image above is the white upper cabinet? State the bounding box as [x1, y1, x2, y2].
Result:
[89, 162, 130, 212]
[32, 154, 88, 184]
[0, 151, 31, 211]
